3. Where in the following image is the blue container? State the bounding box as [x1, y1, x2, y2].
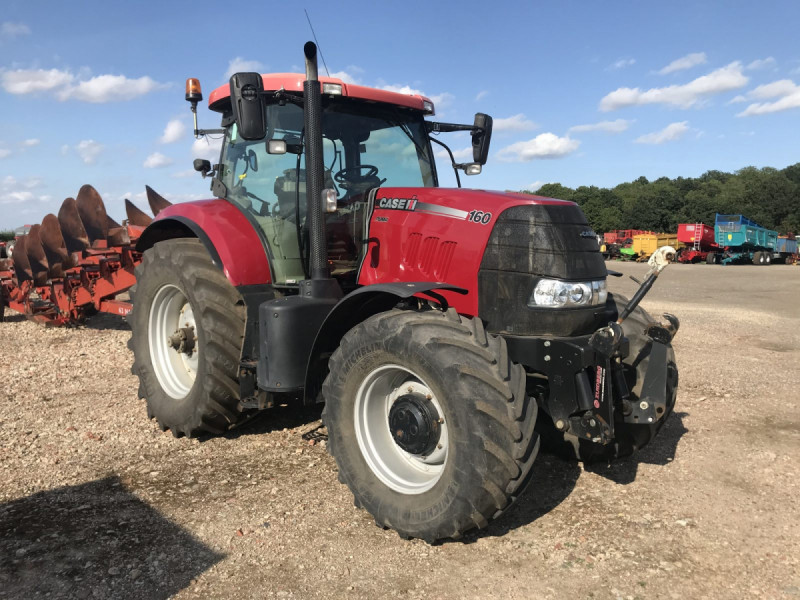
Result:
[776, 237, 798, 254]
[714, 214, 778, 250]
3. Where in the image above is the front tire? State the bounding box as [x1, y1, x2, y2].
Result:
[129, 239, 247, 437]
[322, 308, 539, 542]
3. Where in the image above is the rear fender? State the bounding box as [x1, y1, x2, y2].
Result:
[135, 199, 272, 286]
[303, 282, 467, 404]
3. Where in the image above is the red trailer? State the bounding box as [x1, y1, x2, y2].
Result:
[676, 222, 719, 263]
[603, 229, 654, 245]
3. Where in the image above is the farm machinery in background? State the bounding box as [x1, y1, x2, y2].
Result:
[676, 223, 719, 263]
[602, 230, 682, 262]
[0, 185, 172, 324]
[600, 229, 653, 260]
[707, 214, 797, 265]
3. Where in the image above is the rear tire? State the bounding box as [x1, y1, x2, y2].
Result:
[538, 293, 678, 463]
[322, 308, 539, 542]
[128, 239, 247, 437]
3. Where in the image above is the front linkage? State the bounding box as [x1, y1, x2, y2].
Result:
[510, 246, 679, 449]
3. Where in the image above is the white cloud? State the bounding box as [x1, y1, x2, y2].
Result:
[434, 146, 473, 162]
[381, 83, 424, 96]
[379, 84, 452, 114]
[192, 136, 223, 162]
[525, 181, 545, 193]
[75, 140, 103, 165]
[224, 57, 265, 81]
[429, 92, 454, 111]
[0, 148, 10, 159]
[746, 57, 776, 71]
[608, 58, 636, 71]
[329, 66, 364, 85]
[657, 52, 707, 75]
[160, 119, 186, 144]
[600, 62, 748, 111]
[1, 68, 75, 94]
[634, 121, 689, 144]
[65, 74, 164, 103]
[747, 79, 797, 99]
[475, 90, 489, 101]
[1, 22, 30, 39]
[0, 175, 48, 206]
[496, 133, 580, 161]
[22, 138, 40, 147]
[568, 118, 632, 134]
[728, 95, 747, 104]
[737, 79, 800, 116]
[143, 152, 174, 168]
[1, 68, 165, 102]
[493, 114, 537, 132]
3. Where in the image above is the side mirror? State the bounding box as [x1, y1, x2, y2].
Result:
[193, 158, 212, 177]
[472, 113, 493, 165]
[229, 72, 267, 140]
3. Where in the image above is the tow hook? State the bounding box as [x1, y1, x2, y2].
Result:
[646, 313, 680, 344]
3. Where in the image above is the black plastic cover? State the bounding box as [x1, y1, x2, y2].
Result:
[478, 204, 609, 336]
[257, 295, 338, 392]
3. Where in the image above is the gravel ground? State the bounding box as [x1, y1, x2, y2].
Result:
[1, 262, 798, 599]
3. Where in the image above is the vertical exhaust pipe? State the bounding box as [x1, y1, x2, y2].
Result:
[303, 41, 329, 282]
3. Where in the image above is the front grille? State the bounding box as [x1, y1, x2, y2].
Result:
[478, 204, 610, 335]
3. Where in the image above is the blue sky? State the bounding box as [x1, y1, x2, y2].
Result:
[1, 0, 799, 229]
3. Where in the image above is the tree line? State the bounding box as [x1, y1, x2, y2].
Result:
[523, 163, 800, 235]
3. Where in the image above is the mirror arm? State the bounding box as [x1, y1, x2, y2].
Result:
[194, 128, 225, 136]
[426, 121, 483, 134]
[428, 136, 461, 188]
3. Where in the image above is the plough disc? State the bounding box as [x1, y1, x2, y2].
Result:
[58, 197, 91, 254]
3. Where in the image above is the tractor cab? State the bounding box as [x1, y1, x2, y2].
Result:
[214, 95, 436, 287]
[188, 72, 490, 291]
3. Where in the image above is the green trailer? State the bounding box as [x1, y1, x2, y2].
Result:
[713, 214, 778, 265]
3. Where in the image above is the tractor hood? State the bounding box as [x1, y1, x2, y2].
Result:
[359, 187, 605, 322]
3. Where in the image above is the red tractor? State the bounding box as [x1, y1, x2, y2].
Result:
[129, 43, 679, 542]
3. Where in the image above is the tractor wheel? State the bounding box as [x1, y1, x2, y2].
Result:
[322, 308, 539, 542]
[537, 293, 678, 463]
[128, 239, 247, 437]
[764, 252, 772, 265]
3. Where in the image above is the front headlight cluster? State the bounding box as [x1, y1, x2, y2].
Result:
[528, 278, 608, 308]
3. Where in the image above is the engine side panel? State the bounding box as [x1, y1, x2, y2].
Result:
[358, 188, 574, 315]
[144, 200, 272, 287]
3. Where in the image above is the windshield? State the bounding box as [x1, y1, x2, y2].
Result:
[218, 100, 434, 285]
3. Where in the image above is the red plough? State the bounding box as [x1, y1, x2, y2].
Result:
[0, 184, 169, 325]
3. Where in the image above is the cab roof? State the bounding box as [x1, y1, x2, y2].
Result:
[208, 73, 433, 114]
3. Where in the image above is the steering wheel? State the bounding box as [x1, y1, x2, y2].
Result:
[334, 164, 379, 185]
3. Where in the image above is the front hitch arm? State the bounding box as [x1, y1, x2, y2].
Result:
[617, 246, 680, 343]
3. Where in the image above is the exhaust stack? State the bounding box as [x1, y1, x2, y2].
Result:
[303, 41, 329, 283]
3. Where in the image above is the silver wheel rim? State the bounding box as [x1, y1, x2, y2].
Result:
[354, 364, 448, 495]
[148, 284, 198, 400]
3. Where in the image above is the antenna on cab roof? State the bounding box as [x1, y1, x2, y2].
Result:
[304, 9, 330, 78]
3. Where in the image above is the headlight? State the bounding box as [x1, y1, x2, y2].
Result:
[528, 278, 607, 308]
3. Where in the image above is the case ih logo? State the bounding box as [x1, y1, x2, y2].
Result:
[378, 197, 418, 211]
[375, 196, 492, 224]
